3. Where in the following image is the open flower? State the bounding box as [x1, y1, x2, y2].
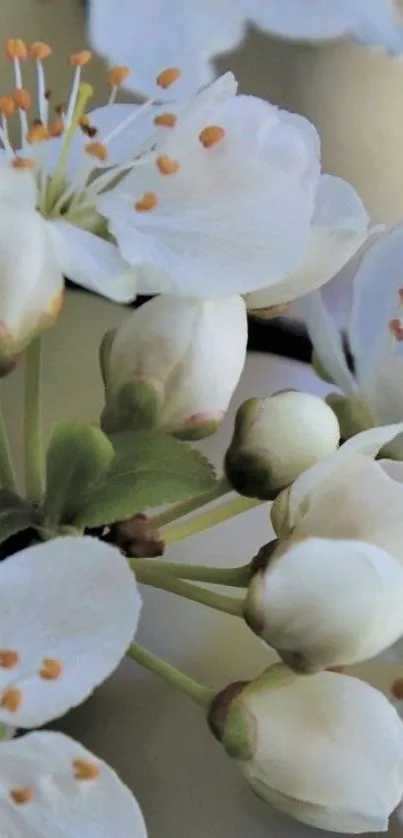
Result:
[101, 294, 247, 438]
[244, 423, 403, 671]
[209, 664, 403, 833]
[89, 0, 403, 99]
[302, 225, 403, 436]
[99, 76, 369, 301]
[0, 534, 146, 836]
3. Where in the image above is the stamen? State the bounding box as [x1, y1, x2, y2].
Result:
[5, 39, 28, 60]
[48, 117, 64, 138]
[69, 50, 92, 68]
[39, 658, 63, 681]
[0, 96, 16, 119]
[135, 191, 158, 212]
[154, 112, 177, 128]
[73, 758, 100, 781]
[85, 141, 108, 162]
[46, 82, 93, 211]
[199, 125, 225, 148]
[10, 788, 33, 805]
[0, 686, 22, 711]
[28, 41, 52, 60]
[11, 156, 37, 170]
[156, 154, 180, 175]
[156, 67, 181, 89]
[26, 121, 49, 143]
[0, 650, 19, 669]
[389, 318, 403, 342]
[107, 65, 130, 87]
[392, 677, 403, 699]
[13, 88, 31, 111]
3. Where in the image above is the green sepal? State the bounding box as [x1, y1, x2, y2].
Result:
[0, 489, 35, 545]
[326, 393, 373, 441]
[75, 429, 217, 528]
[43, 421, 115, 527]
[101, 379, 163, 434]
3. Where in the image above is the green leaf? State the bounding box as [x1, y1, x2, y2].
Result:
[0, 489, 35, 545]
[76, 430, 217, 527]
[44, 421, 115, 526]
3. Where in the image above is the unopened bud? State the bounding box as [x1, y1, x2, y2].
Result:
[225, 391, 340, 499]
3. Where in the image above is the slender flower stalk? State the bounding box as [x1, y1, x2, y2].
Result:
[24, 337, 44, 501]
[163, 496, 263, 546]
[150, 478, 231, 529]
[130, 558, 251, 587]
[134, 567, 244, 617]
[127, 642, 214, 707]
[0, 392, 17, 492]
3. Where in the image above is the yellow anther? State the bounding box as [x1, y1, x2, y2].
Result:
[0, 686, 22, 711]
[134, 192, 159, 212]
[39, 658, 63, 681]
[10, 787, 33, 805]
[48, 117, 64, 138]
[156, 154, 180, 175]
[73, 758, 100, 781]
[0, 650, 19, 669]
[85, 141, 108, 162]
[69, 49, 93, 68]
[0, 96, 16, 119]
[107, 65, 130, 87]
[11, 156, 37, 170]
[156, 67, 181, 89]
[27, 121, 49, 144]
[199, 125, 225, 148]
[13, 88, 31, 111]
[28, 41, 52, 60]
[154, 112, 177, 128]
[5, 39, 28, 61]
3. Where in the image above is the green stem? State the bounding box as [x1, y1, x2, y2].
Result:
[163, 496, 263, 546]
[130, 558, 251, 587]
[135, 567, 244, 617]
[24, 338, 45, 501]
[0, 396, 17, 492]
[127, 642, 214, 708]
[151, 477, 231, 529]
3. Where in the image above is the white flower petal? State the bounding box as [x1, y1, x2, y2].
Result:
[243, 0, 357, 40]
[0, 731, 147, 837]
[100, 90, 319, 297]
[0, 536, 141, 728]
[289, 422, 403, 525]
[350, 0, 403, 54]
[241, 667, 403, 833]
[88, 0, 246, 98]
[0, 158, 37, 207]
[299, 290, 357, 395]
[47, 220, 136, 303]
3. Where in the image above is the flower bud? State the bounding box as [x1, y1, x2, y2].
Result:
[244, 536, 403, 672]
[100, 295, 247, 438]
[225, 391, 340, 499]
[209, 664, 403, 833]
[0, 202, 63, 375]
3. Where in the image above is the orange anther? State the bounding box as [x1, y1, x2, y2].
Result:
[48, 117, 64, 138]
[13, 88, 31, 111]
[156, 67, 181, 89]
[156, 154, 180, 175]
[134, 192, 158, 212]
[199, 125, 225, 148]
[5, 39, 28, 61]
[389, 318, 403, 342]
[0, 687, 22, 712]
[0, 96, 16, 119]
[26, 122, 49, 144]
[11, 156, 37, 170]
[10, 787, 33, 805]
[39, 658, 63, 681]
[392, 677, 403, 699]
[69, 49, 92, 68]
[0, 650, 19, 669]
[154, 112, 177, 128]
[28, 41, 52, 60]
[107, 65, 130, 87]
[73, 758, 100, 781]
[85, 141, 108, 162]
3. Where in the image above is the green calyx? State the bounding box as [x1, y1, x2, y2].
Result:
[326, 393, 374, 441]
[207, 681, 256, 760]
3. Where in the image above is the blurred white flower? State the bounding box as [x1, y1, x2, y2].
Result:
[0, 534, 145, 836]
[89, 0, 403, 98]
[303, 225, 403, 432]
[210, 664, 403, 833]
[99, 77, 369, 301]
[244, 424, 403, 671]
[101, 294, 247, 438]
